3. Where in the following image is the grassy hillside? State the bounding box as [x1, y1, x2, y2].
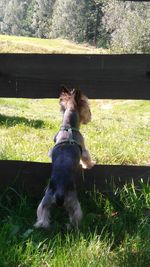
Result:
[0, 34, 109, 54]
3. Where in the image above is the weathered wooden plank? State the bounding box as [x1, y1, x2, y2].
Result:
[0, 160, 149, 198]
[0, 54, 150, 99]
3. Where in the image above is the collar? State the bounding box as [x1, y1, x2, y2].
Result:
[60, 126, 79, 144]
[60, 126, 79, 132]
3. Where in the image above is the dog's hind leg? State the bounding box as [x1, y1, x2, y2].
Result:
[34, 188, 54, 229]
[64, 191, 83, 229]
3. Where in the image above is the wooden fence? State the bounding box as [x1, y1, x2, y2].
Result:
[0, 54, 150, 197]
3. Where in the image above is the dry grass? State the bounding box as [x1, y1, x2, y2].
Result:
[0, 34, 109, 54]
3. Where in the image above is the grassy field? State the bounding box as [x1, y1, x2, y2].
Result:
[0, 98, 149, 165]
[0, 34, 108, 54]
[0, 98, 150, 266]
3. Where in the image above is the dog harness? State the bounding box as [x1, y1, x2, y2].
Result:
[54, 126, 82, 153]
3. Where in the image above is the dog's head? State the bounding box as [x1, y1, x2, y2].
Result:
[59, 86, 91, 124]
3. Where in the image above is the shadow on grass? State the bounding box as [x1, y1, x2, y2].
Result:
[0, 114, 45, 128]
[0, 187, 148, 239]
[0, 187, 149, 266]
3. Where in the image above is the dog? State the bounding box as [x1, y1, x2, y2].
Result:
[34, 87, 94, 230]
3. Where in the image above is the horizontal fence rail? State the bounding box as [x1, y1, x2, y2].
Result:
[0, 54, 150, 99]
[0, 161, 149, 197]
[0, 53, 150, 194]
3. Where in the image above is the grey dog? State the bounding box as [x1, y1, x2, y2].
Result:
[34, 87, 94, 229]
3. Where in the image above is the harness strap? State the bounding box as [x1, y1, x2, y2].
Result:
[54, 126, 82, 153]
[60, 125, 79, 143]
[53, 140, 82, 154]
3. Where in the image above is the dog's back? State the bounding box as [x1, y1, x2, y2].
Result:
[50, 144, 81, 206]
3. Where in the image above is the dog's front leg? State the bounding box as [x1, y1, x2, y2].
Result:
[79, 134, 95, 169]
[80, 147, 95, 169]
[48, 148, 53, 158]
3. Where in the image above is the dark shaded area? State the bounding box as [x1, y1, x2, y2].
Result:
[0, 114, 45, 128]
[0, 184, 149, 267]
[146, 70, 150, 78]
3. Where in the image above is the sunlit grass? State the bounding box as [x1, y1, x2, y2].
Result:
[0, 34, 109, 54]
[0, 98, 149, 165]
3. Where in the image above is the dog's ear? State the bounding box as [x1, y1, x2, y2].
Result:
[60, 85, 71, 95]
[72, 88, 82, 105]
[59, 86, 71, 111]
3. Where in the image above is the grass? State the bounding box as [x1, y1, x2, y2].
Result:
[0, 98, 149, 165]
[0, 181, 149, 267]
[0, 98, 150, 266]
[0, 34, 149, 266]
[0, 34, 109, 54]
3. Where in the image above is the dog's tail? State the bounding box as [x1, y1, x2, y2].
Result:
[55, 189, 65, 207]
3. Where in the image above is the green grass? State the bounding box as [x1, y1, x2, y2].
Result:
[0, 181, 149, 267]
[0, 98, 149, 165]
[0, 34, 149, 267]
[0, 98, 150, 266]
[0, 34, 109, 54]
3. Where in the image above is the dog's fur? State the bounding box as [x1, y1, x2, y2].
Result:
[34, 87, 94, 229]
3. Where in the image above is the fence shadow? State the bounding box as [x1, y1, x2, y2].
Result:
[0, 114, 45, 128]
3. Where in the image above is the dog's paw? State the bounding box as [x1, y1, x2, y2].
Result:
[88, 161, 96, 169]
[66, 223, 72, 231]
[80, 161, 87, 169]
[34, 220, 50, 230]
[80, 160, 95, 169]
